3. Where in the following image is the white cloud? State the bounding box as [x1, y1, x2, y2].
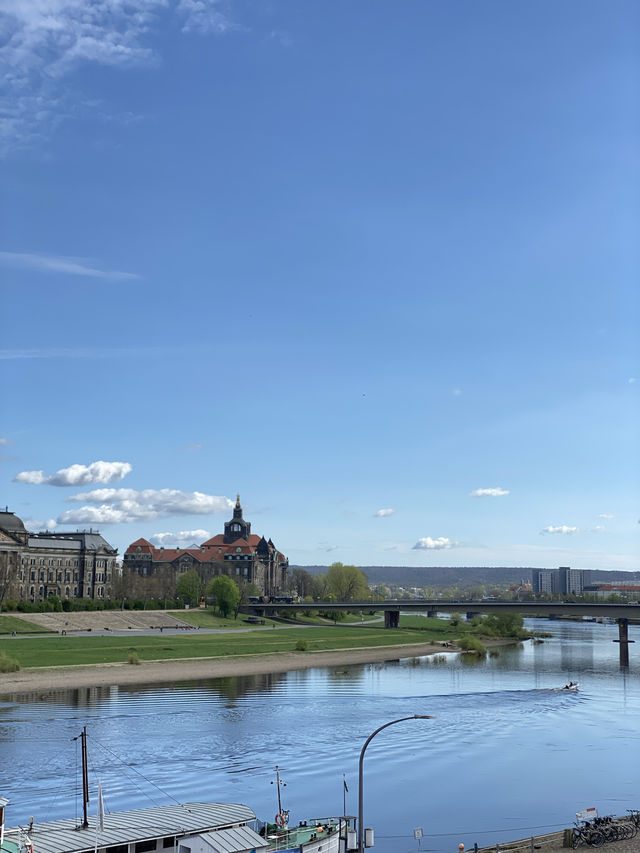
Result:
[14, 461, 132, 486]
[150, 529, 211, 547]
[470, 487, 510, 498]
[59, 488, 233, 524]
[591, 525, 605, 533]
[0, 251, 140, 280]
[413, 537, 456, 550]
[374, 508, 395, 517]
[176, 0, 232, 34]
[540, 525, 579, 535]
[23, 517, 58, 531]
[598, 513, 614, 520]
[0, 0, 233, 154]
[0, 437, 8, 447]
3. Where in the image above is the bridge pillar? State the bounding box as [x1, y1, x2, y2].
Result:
[384, 610, 400, 629]
[427, 610, 437, 618]
[614, 618, 634, 667]
[466, 612, 480, 621]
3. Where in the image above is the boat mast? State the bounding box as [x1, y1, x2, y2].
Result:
[272, 765, 286, 816]
[73, 726, 90, 829]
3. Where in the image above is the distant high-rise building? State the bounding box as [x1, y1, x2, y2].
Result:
[532, 566, 585, 597]
[532, 568, 558, 595]
[558, 566, 584, 596]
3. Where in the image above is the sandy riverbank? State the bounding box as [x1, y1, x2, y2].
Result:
[0, 640, 464, 696]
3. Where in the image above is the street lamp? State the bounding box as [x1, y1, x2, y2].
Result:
[358, 715, 434, 853]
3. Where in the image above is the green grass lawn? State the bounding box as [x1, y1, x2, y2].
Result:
[169, 609, 279, 629]
[0, 624, 452, 669]
[0, 614, 50, 634]
[396, 614, 474, 634]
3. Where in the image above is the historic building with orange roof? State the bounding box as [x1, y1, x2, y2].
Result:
[123, 496, 288, 597]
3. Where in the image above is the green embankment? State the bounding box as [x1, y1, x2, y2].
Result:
[0, 615, 50, 634]
[172, 610, 279, 629]
[0, 623, 457, 669]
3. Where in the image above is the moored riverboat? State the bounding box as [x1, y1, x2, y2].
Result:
[0, 734, 365, 853]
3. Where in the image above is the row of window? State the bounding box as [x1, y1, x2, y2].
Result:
[24, 585, 106, 599]
[24, 570, 112, 583]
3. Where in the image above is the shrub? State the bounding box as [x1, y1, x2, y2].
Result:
[127, 651, 141, 665]
[0, 652, 21, 673]
[457, 636, 487, 656]
[295, 639, 309, 652]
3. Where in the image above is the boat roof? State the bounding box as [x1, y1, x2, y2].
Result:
[194, 827, 268, 852]
[4, 803, 257, 853]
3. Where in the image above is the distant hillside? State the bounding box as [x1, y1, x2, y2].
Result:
[293, 565, 640, 590]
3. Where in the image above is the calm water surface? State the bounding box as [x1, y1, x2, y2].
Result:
[1, 619, 638, 853]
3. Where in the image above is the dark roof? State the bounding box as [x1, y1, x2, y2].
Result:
[0, 511, 27, 534]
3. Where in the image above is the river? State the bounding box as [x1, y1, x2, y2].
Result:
[1, 618, 638, 853]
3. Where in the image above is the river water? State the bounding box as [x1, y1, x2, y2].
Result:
[1, 619, 639, 853]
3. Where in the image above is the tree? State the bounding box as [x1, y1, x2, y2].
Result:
[326, 563, 369, 602]
[207, 575, 240, 618]
[311, 573, 330, 601]
[176, 569, 203, 606]
[291, 568, 315, 599]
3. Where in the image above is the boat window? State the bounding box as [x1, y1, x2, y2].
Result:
[106, 845, 128, 853]
[162, 838, 176, 848]
[135, 841, 157, 853]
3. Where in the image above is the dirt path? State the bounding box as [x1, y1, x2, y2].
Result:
[0, 641, 454, 696]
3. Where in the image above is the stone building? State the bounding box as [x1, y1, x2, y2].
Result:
[123, 496, 288, 597]
[0, 509, 117, 604]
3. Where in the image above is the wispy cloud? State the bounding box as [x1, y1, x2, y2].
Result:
[59, 488, 233, 524]
[598, 513, 614, 520]
[0, 346, 169, 360]
[413, 536, 457, 550]
[0, 251, 139, 280]
[15, 460, 132, 486]
[540, 525, 579, 535]
[374, 508, 395, 518]
[470, 487, 510, 498]
[0, 437, 8, 447]
[0, 0, 233, 154]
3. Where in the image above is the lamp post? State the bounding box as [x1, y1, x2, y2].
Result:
[357, 715, 434, 853]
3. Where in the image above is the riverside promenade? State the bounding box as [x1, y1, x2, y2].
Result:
[476, 828, 639, 853]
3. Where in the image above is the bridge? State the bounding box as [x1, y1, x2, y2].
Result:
[242, 599, 639, 664]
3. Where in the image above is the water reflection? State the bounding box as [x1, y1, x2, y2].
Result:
[0, 619, 638, 853]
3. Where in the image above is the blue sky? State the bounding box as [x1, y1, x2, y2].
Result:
[1, 0, 638, 571]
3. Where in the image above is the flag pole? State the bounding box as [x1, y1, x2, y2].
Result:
[343, 775, 347, 817]
[95, 780, 104, 853]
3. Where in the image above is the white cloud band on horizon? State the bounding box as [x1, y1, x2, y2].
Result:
[59, 488, 234, 524]
[150, 529, 212, 547]
[0, 251, 139, 280]
[374, 508, 395, 517]
[470, 487, 510, 498]
[15, 461, 132, 486]
[540, 525, 579, 535]
[413, 536, 457, 550]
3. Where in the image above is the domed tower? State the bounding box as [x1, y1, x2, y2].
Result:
[223, 494, 251, 543]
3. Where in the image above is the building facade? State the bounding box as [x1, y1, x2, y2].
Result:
[0, 510, 117, 604]
[531, 566, 585, 597]
[124, 496, 289, 597]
